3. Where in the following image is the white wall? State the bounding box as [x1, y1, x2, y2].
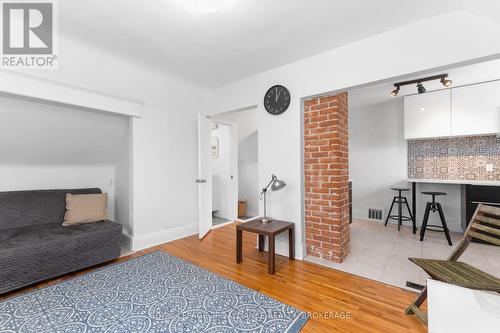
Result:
[238, 131, 259, 217]
[348, 99, 408, 220]
[0, 164, 116, 220]
[0, 95, 129, 164]
[209, 11, 500, 259]
[131, 106, 198, 250]
[211, 124, 232, 219]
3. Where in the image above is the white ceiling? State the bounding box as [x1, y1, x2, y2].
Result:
[349, 58, 500, 109]
[58, 0, 483, 88]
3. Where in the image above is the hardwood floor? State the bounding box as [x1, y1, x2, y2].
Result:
[1, 224, 426, 332]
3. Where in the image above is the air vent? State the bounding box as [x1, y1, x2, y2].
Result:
[368, 208, 383, 220]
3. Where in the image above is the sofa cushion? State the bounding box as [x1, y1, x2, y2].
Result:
[0, 221, 122, 294]
[0, 221, 120, 251]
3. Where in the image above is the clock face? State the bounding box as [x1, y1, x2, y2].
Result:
[264, 85, 290, 115]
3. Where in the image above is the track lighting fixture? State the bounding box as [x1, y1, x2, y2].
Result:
[417, 82, 426, 94]
[390, 86, 400, 97]
[390, 74, 451, 96]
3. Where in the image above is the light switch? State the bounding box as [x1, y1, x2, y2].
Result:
[486, 164, 494, 172]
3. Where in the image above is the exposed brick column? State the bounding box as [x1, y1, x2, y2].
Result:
[304, 93, 350, 262]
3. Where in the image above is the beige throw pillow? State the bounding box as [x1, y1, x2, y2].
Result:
[63, 193, 108, 226]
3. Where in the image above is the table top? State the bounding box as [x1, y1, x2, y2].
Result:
[407, 178, 500, 186]
[236, 218, 294, 235]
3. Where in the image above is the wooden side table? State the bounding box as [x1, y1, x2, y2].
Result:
[236, 219, 294, 274]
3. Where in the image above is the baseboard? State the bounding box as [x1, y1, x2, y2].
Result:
[130, 223, 198, 251]
[354, 215, 463, 233]
[212, 220, 234, 229]
[354, 216, 383, 223]
[121, 232, 133, 250]
[300, 243, 307, 260]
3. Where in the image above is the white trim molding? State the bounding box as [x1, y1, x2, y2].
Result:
[121, 231, 133, 251]
[0, 70, 143, 117]
[130, 223, 198, 251]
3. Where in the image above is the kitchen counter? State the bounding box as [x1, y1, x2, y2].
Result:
[406, 178, 500, 227]
[407, 178, 500, 186]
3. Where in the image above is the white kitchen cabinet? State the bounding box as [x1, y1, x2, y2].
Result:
[451, 80, 500, 136]
[404, 89, 451, 139]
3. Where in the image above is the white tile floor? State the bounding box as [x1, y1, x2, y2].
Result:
[305, 218, 500, 290]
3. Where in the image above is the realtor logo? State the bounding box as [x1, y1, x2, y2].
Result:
[1, 0, 57, 68]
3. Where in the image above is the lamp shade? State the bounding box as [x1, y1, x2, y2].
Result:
[270, 176, 286, 191]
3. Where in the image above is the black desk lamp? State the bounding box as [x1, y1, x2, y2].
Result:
[259, 174, 286, 223]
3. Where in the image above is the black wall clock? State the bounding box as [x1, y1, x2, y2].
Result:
[264, 85, 290, 115]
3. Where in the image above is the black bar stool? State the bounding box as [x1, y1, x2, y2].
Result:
[384, 188, 415, 231]
[420, 191, 452, 246]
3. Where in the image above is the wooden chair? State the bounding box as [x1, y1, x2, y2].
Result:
[406, 204, 500, 324]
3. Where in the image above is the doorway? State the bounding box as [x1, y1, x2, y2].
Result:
[210, 121, 237, 227]
[197, 108, 259, 238]
[212, 108, 259, 223]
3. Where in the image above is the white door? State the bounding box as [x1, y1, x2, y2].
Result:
[197, 114, 212, 239]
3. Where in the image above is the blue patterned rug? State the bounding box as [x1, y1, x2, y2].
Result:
[0, 251, 308, 332]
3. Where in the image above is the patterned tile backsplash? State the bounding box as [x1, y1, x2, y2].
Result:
[408, 135, 500, 180]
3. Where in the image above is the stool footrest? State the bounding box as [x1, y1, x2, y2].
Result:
[389, 215, 412, 221]
[423, 224, 447, 232]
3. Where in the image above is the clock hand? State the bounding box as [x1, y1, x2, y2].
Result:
[275, 88, 282, 102]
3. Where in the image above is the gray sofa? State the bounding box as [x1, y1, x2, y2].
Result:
[0, 188, 122, 294]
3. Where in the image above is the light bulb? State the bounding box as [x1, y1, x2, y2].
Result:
[441, 77, 452, 87]
[390, 87, 400, 97]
